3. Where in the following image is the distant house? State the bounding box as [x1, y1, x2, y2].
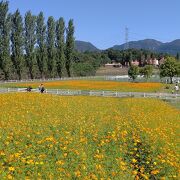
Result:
[105, 57, 165, 68]
[146, 58, 159, 66]
[159, 57, 165, 65]
[131, 60, 139, 66]
[105, 61, 122, 68]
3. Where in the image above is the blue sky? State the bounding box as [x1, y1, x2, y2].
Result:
[8, 0, 180, 49]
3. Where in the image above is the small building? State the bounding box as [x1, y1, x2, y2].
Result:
[159, 57, 165, 65]
[131, 60, 139, 66]
[147, 58, 159, 66]
[105, 62, 122, 68]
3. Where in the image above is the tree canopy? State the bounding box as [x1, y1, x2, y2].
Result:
[128, 65, 139, 81]
[160, 57, 179, 83]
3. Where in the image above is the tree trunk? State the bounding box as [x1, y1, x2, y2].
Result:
[4, 71, 9, 80]
[170, 77, 173, 84]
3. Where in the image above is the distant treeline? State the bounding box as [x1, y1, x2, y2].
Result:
[105, 48, 179, 66]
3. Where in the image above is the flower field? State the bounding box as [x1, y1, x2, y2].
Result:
[3, 80, 164, 92]
[0, 93, 179, 179]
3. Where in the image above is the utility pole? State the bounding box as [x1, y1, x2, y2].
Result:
[124, 27, 129, 50]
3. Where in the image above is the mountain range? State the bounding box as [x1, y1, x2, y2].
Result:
[75, 39, 180, 55]
[75, 40, 100, 52]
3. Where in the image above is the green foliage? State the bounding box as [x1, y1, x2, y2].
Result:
[128, 65, 139, 81]
[0, 1, 11, 80]
[140, 65, 153, 80]
[177, 62, 180, 76]
[176, 52, 179, 60]
[73, 63, 95, 76]
[66, 19, 75, 77]
[72, 51, 110, 76]
[24, 11, 36, 79]
[100, 53, 111, 65]
[36, 12, 47, 78]
[56, 17, 65, 78]
[47, 16, 56, 77]
[160, 57, 179, 83]
[11, 9, 24, 80]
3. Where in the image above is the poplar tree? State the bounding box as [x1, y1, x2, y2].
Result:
[0, 1, 11, 80]
[24, 11, 36, 79]
[65, 19, 75, 77]
[56, 17, 65, 78]
[11, 9, 24, 80]
[47, 16, 55, 77]
[36, 12, 46, 78]
[176, 53, 179, 61]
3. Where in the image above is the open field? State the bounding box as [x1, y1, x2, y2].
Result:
[0, 93, 179, 179]
[96, 67, 128, 76]
[1, 80, 165, 92]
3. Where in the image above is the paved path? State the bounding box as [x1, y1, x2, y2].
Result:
[0, 87, 179, 100]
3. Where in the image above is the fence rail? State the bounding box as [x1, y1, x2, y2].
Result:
[0, 87, 180, 100]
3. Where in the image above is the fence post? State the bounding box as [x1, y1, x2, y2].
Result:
[57, 89, 59, 94]
[144, 93, 146, 97]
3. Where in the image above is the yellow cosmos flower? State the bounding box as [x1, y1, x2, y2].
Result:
[8, 167, 15, 171]
[132, 158, 137, 163]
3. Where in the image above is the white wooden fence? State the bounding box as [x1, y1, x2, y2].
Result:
[0, 87, 180, 100]
[0, 75, 180, 84]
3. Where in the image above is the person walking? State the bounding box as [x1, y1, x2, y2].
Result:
[174, 83, 179, 94]
[39, 84, 45, 93]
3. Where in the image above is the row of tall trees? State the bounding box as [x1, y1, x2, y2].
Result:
[0, 1, 74, 80]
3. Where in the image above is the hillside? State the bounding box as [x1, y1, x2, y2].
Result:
[75, 39, 180, 55]
[112, 39, 162, 51]
[75, 40, 100, 52]
[110, 39, 180, 55]
[156, 39, 180, 54]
